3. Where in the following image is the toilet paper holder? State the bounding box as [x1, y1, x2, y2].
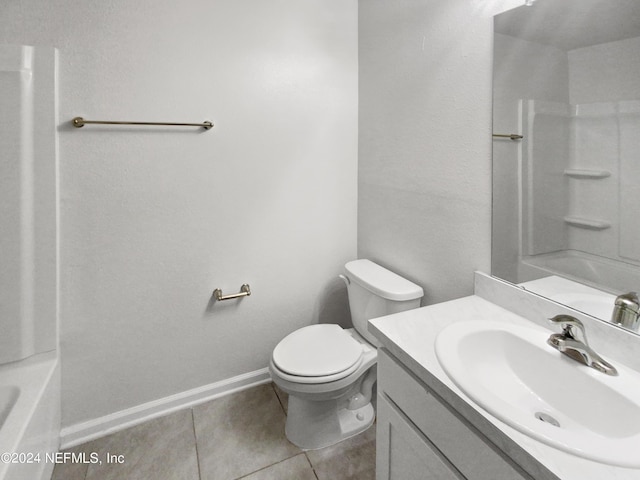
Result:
[213, 284, 251, 301]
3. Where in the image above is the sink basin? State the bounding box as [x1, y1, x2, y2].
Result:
[435, 320, 640, 467]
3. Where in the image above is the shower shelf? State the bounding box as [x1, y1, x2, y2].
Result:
[564, 216, 610, 230]
[564, 168, 610, 179]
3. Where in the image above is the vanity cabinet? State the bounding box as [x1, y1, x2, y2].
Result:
[376, 349, 533, 480]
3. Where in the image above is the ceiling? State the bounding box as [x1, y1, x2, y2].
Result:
[494, 0, 640, 51]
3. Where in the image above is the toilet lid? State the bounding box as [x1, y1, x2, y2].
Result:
[272, 324, 364, 377]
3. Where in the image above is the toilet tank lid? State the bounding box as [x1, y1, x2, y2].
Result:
[345, 259, 424, 301]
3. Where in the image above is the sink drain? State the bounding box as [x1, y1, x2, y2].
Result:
[535, 412, 560, 427]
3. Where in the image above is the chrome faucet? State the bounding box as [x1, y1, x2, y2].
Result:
[611, 292, 640, 332]
[547, 315, 618, 376]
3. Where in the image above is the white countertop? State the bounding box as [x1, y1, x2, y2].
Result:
[369, 294, 640, 480]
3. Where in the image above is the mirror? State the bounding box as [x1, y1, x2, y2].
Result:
[492, 0, 640, 331]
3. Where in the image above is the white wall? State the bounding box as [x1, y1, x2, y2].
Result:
[569, 36, 640, 104]
[1, 0, 357, 428]
[358, 0, 522, 305]
[494, 34, 570, 105]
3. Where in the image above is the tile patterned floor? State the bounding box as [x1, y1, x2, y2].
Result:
[52, 383, 376, 480]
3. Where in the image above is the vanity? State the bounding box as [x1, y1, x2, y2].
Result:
[376, 1, 640, 477]
[375, 349, 535, 480]
[370, 272, 640, 480]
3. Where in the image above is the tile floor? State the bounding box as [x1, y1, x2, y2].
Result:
[52, 383, 376, 480]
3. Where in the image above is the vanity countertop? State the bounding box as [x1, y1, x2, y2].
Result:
[369, 294, 640, 480]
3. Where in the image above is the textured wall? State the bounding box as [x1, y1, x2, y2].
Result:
[358, 0, 522, 305]
[1, 0, 357, 427]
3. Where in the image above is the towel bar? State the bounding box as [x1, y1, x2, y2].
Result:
[492, 133, 523, 140]
[72, 117, 213, 130]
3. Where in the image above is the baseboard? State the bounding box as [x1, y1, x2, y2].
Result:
[60, 368, 271, 449]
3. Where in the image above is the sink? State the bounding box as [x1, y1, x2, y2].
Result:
[435, 320, 640, 467]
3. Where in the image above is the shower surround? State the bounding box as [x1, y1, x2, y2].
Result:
[0, 44, 60, 480]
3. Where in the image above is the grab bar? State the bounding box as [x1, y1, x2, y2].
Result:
[213, 284, 251, 301]
[492, 133, 523, 140]
[72, 117, 213, 130]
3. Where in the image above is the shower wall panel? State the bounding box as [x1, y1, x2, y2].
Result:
[619, 101, 640, 263]
[0, 45, 57, 364]
[521, 100, 570, 256]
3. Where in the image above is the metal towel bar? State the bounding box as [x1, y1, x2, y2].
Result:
[213, 284, 251, 301]
[492, 133, 523, 140]
[72, 117, 213, 130]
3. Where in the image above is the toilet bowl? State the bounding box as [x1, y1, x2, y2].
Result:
[269, 259, 423, 450]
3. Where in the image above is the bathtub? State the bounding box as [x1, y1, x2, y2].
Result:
[0, 352, 59, 480]
[519, 249, 640, 295]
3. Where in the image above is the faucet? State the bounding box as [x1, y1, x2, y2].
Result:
[611, 292, 640, 332]
[547, 315, 618, 376]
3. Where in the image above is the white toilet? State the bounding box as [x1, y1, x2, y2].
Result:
[269, 259, 424, 449]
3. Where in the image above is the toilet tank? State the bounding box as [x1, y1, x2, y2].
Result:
[344, 259, 424, 346]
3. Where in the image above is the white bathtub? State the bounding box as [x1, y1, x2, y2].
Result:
[519, 250, 640, 295]
[0, 352, 59, 480]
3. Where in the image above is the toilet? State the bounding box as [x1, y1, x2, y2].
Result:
[269, 259, 424, 449]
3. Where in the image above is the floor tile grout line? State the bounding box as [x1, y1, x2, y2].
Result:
[270, 382, 287, 414]
[233, 452, 308, 479]
[304, 451, 321, 480]
[191, 408, 203, 480]
[83, 446, 90, 480]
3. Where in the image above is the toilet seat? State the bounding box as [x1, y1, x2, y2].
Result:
[272, 324, 364, 384]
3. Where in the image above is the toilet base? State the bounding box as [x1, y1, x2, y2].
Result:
[285, 394, 375, 450]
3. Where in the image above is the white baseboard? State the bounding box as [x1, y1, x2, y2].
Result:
[60, 368, 271, 449]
